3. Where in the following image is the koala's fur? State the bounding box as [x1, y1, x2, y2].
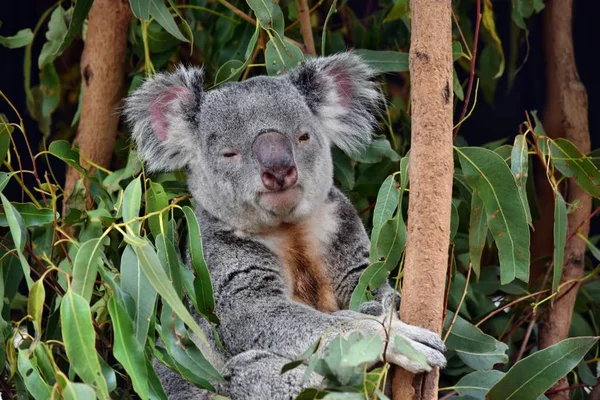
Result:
[124, 53, 446, 400]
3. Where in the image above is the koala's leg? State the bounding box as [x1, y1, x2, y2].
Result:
[221, 350, 321, 400]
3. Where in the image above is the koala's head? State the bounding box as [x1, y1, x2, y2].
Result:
[124, 53, 379, 233]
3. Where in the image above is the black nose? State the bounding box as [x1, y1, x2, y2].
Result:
[253, 132, 298, 191]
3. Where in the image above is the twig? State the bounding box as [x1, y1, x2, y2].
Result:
[296, 0, 316, 56]
[286, 0, 325, 32]
[475, 290, 547, 327]
[443, 263, 471, 342]
[451, 9, 472, 59]
[452, 0, 481, 139]
[442, 243, 455, 324]
[545, 381, 598, 396]
[217, 0, 255, 25]
[515, 309, 537, 362]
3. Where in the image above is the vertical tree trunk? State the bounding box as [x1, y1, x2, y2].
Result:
[391, 0, 453, 398]
[63, 0, 132, 211]
[538, 1, 591, 399]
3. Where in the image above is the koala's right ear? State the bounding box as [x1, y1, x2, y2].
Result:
[123, 66, 204, 173]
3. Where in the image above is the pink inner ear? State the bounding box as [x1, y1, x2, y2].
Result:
[149, 86, 192, 141]
[330, 68, 353, 110]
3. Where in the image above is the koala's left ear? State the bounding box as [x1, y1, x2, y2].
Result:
[123, 66, 204, 173]
[289, 53, 380, 155]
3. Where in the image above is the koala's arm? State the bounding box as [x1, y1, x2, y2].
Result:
[326, 187, 399, 315]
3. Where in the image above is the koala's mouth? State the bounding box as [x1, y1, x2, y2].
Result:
[258, 185, 303, 214]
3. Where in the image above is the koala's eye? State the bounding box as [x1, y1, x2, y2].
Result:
[222, 151, 240, 159]
[298, 133, 310, 143]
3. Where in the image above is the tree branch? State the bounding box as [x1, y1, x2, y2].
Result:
[296, 0, 316, 56]
[392, 0, 454, 398]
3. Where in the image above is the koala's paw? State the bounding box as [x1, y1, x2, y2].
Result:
[347, 316, 446, 374]
[385, 318, 446, 373]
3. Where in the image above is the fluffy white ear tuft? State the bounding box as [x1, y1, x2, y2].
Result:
[289, 53, 380, 155]
[123, 66, 204, 172]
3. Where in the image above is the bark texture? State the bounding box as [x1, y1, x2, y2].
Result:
[296, 0, 316, 56]
[538, 0, 591, 399]
[63, 0, 132, 210]
[391, 0, 453, 398]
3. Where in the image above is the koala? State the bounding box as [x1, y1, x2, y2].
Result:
[124, 53, 446, 400]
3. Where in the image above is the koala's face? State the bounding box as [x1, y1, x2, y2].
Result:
[125, 54, 379, 232]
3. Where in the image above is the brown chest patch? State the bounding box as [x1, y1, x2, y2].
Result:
[262, 223, 338, 312]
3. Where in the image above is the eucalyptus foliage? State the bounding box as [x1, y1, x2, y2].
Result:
[0, 0, 599, 399]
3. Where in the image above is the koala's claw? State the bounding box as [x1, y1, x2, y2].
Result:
[395, 321, 447, 353]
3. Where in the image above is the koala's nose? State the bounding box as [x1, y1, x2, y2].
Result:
[253, 132, 298, 191]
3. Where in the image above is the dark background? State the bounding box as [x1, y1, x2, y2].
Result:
[0, 0, 598, 235]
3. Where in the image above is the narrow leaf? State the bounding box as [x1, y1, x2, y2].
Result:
[510, 134, 532, 226]
[552, 192, 567, 294]
[17, 350, 52, 400]
[0, 28, 33, 49]
[71, 239, 103, 303]
[488, 337, 598, 400]
[107, 296, 150, 399]
[182, 206, 218, 323]
[469, 194, 487, 279]
[123, 176, 142, 235]
[456, 147, 530, 284]
[353, 49, 409, 73]
[61, 290, 109, 398]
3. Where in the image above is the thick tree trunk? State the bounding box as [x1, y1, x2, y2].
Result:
[63, 0, 131, 211]
[538, 1, 591, 399]
[391, 0, 453, 398]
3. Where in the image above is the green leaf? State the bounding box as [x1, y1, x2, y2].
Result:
[370, 175, 399, 260]
[341, 334, 384, 367]
[123, 176, 142, 235]
[130, 0, 151, 20]
[158, 305, 220, 389]
[146, 181, 169, 238]
[549, 138, 600, 199]
[456, 147, 530, 284]
[488, 337, 598, 400]
[156, 232, 183, 293]
[107, 296, 150, 399]
[48, 140, 85, 174]
[0, 203, 56, 227]
[130, 238, 210, 345]
[265, 38, 304, 76]
[38, 6, 68, 68]
[552, 192, 567, 295]
[281, 338, 321, 374]
[71, 239, 104, 303]
[353, 49, 408, 73]
[510, 134, 532, 226]
[17, 350, 52, 400]
[351, 137, 400, 164]
[0, 28, 33, 49]
[28, 279, 45, 336]
[454, 370, 505, 398]
[56, 372, 96, 400]
[481, 0, 505, 78]
[246, 0, 285, 35]
[149, 0, 189, 42]
[61, 290, 109, 398]
[182, 206, 218, 323]
[57, 0, 94, 54]
[349, 261, 385, 310]
[121, 245, 157, 347]
[453, 67, 465, 101]
[0, 119, 12, 165]
[469, 194, 487, 279]
[383, 0, 407, 23]
[146, 358, 169, 400]
[444, 311, 509, 370]
[374, 216, 406, 271]
[392, 335, 431, 372]
[450, 201, 459, 242]
[1, 193, 32, 288]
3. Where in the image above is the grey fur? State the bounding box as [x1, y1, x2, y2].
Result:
[124, 53, 446, 399]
